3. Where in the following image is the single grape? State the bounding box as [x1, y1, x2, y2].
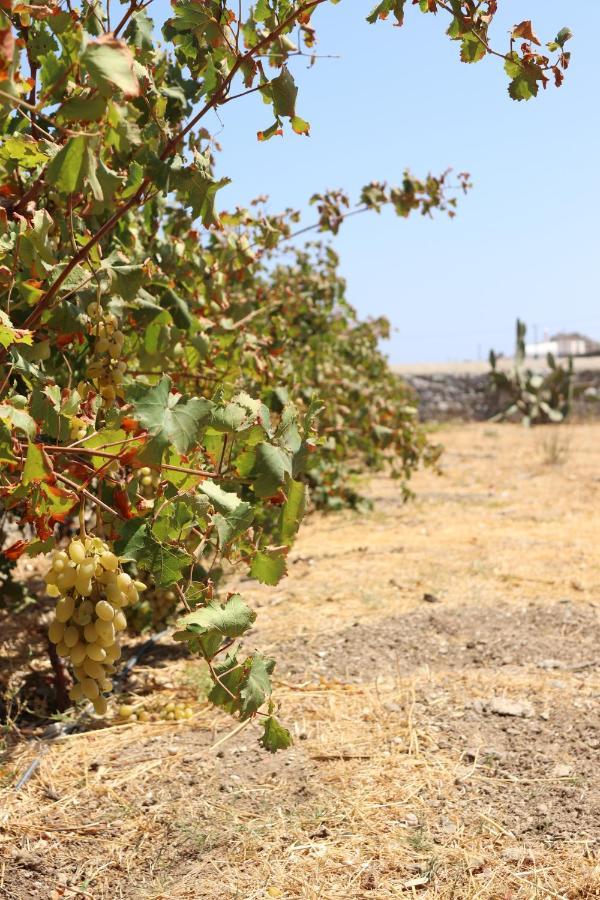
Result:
[96, 599, 114, 622]
[48, 621, 64, 644]
[69, 683, 84, 702]
[83, 658, 105, 680]
[69, 541, 86, 564]
[93, 696, 108, 716]
[82, 678, 100, 700]
[70, 643, 87, 667]
[63, 625, 80, 648]
[86, 642, 107, 662]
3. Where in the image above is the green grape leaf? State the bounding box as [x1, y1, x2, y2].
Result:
[0, 424, 16, 464]
[252, 443, 292, 498]
[199, 479, 254, 545]
[84, 142, 103, 201]
[176, 595, 256, 656]
[206, 651, 274, 719]
[111, 263, 145, 301]
[139, 536, 190, 588]
[115, 519, 189, 587]
[553, 27, 573, 48]
[129, 376, 214, 462]
[257, 121, 283, 142]
[8, 348, 43, 387]
[291, 115, 310, 136]
[81, 37, 140, 97]
[270, 67, 297, 118]
[82, 428, 133, 467]
[505, 54, 542, 101]
[126, 9, 155, 50]
[275, 404, 302, 453]
[22, 442, 52, 484]
[210, 401, 247, 433]
[46, 136, 87, 194]
[114, 518, 148, 559]
[0, 403, 36, 438]
[0, 135, 49, 166]
[151, 493, 202, 542]
[0, 311, 33, 349]
[259, 716, 293, 752]
[205, 653, 244, 710]
[30, 387, 71, 441]
[366, 0, 406, 25]
[253, 0, 270, 22]
[280, 479, 306, 546]
[238, 653, 274, 716]
[161, 286, 192, 329]
[250, 550, 287, 586]
[27, 25, 58, 61]
[184, 170, 230, 228]
[232, 391, 269, 426]
[57, 93, 107, 122]
[460, 32, 486, 63]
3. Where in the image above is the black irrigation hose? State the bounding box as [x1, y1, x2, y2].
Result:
[13, 628, 170, 792]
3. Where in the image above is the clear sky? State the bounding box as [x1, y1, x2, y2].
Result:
[154, 2, 600, 363]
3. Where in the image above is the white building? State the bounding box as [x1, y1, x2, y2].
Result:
[525, 338, 558, 358]
[526, 332, 600, 359]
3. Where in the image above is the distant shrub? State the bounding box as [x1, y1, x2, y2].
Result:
[489, 320, 576, 426]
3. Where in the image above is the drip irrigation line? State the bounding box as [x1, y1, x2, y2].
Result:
[13, 628, 170, 793]
[13, 751, 47, 791]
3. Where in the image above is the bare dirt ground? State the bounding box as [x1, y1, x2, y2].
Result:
[2, 423, 600, 899]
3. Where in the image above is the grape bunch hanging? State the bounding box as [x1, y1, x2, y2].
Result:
[46, 537, 146, 714]
[85, 302, 127, 408]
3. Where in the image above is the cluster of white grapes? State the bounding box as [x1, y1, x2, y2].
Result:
[150, 588, 178, 622]
[46, 536, 146, 715]
[69, 416, 89, 442]
[138, 466, 160, 504]
[130, 586, 179, 631]
[85, 302, 127, 407]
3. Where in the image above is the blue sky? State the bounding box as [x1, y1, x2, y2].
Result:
[154, 2, 599, 363]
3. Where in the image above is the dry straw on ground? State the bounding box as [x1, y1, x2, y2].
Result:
[1, 423, 600, 899]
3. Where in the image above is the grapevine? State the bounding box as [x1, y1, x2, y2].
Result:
[0, 1, 571, 748]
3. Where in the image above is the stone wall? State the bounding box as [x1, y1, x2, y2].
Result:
[402, 370, 600, 422]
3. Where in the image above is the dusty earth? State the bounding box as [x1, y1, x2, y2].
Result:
[1, 423, 600, 899]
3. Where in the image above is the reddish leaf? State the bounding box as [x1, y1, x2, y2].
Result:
[121, 417, 143, 435]
[114, 488, 134, 519]
[66, 461, 90, 480]
[31, 516, 53, 540]
[512, 20, 541, 46]
[4, 539, 30, 560]
[120, 443, 145, 466]
[0, 27, 14, 69]
[56, 331, 81, 348]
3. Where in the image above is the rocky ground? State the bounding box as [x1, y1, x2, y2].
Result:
[1, 423, 600, 899]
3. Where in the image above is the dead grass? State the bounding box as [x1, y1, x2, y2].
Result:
[230, 421, 600, 641]
[2, 423, 600, 899]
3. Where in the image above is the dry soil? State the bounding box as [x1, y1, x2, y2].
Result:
[1, 423, 600, 899]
